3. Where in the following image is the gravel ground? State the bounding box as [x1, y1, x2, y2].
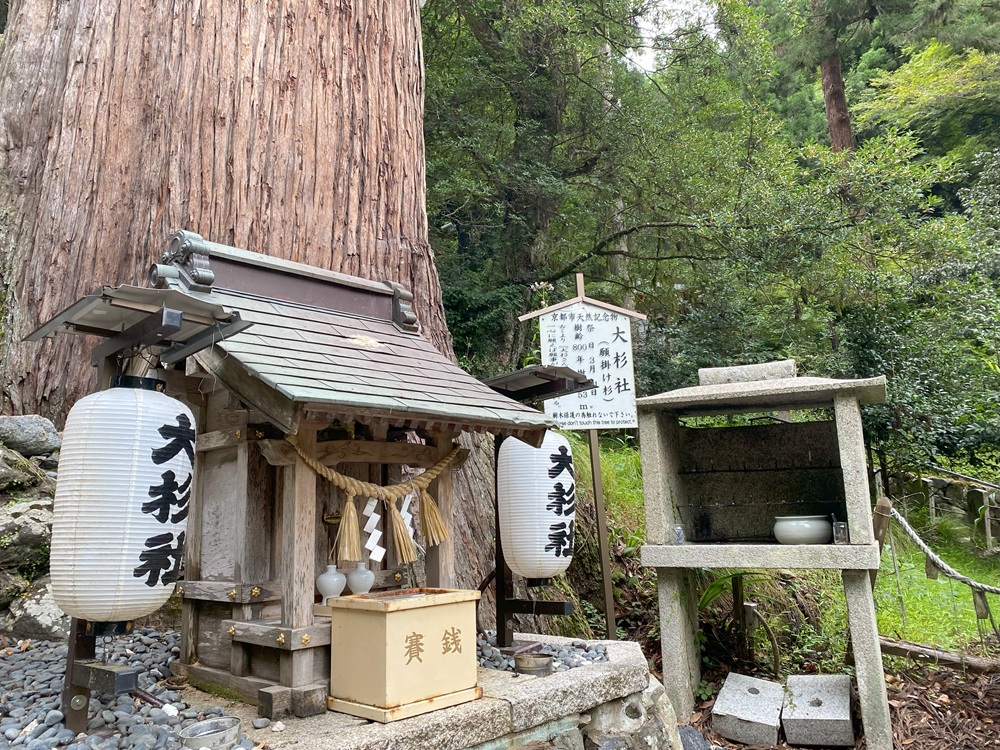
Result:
[476, 629, 608, 672]
[0, 629, 249, 750]
[0, 628, 609, 749]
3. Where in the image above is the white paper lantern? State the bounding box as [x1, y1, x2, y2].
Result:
[497, 431, 575, 579]
[51, 386, 195, 621]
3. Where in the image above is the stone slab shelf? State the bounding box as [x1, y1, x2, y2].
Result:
[641, 543, 880, 570]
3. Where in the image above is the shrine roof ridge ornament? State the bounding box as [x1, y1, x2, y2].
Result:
[151, 230, 419, 334]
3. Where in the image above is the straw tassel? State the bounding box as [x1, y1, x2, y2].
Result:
[335, 494, 363, 563]
[387, 498, 418, 565]
[419, 489, 448, 548]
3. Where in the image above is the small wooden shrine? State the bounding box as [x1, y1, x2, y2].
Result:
[31, 230, 555, 717]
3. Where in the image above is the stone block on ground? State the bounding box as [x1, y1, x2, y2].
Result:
[781, 674, 854, 747]
[290, 684, 327, 717]
[257, 686, 292, 719]
[711, 673, 783, 747]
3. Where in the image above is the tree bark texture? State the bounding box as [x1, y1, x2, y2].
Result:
[810, 0, 854, 152]
[0, 0, 450, 419]
[819, 53, 854, 152]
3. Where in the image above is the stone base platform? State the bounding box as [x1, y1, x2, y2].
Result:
[180, 633, 682, 750]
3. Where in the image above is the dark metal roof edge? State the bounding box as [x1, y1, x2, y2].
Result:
[197, 287, 421, 337]
[196, 242, 395, 298]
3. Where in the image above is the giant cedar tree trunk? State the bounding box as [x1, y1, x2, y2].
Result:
[0, 0, 449, 416]
[0, 0, 495, 591]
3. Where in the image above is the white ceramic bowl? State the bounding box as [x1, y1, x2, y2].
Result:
[773, 515, 832, 545]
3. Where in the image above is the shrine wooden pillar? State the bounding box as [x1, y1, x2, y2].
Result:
[425, 432, 458, 588]
[280, 425, 318, 687]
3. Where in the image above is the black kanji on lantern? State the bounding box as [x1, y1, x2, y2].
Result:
[143, 470, 192, 524]
[544, 520, 575, 557]
[546, 481, 576, 516]
[548, 445, 574, 479]
[151, 414, 195, 465]
[133, 531, 185, 587]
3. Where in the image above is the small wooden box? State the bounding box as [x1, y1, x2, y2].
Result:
[325, 587, 481, 722]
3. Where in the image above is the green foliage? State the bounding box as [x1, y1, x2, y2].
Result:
[962, 149, 1000, 249]
[425, 0, 1000, 471]
[694, 679, 717, 701]
[443, 284, 524, 376]
[855, 42, 1000, 162]
[698, 571, 769, 610]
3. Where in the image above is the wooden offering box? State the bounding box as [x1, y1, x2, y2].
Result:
[325, 588, 481, 722]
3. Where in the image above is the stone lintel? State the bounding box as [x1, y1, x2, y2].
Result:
[698, 359, 797, 385]
[637, 375, 887, 414]
[640, 543, 880, 570]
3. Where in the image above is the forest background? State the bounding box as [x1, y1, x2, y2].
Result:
[421, 0, 1000, 482]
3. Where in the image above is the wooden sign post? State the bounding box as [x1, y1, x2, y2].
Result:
[519, 274, 645, 639]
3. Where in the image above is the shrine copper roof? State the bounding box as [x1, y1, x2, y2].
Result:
[29, 231, 556, 444]
[195, 285, 555, 442]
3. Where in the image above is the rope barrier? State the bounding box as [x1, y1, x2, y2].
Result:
[889, 507, 1000, 596]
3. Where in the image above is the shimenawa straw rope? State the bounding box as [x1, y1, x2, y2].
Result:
[285, 437, 459, 563]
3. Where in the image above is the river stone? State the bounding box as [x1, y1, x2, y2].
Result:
[0, 415, 61, 457]
[9, 576, 72, 640]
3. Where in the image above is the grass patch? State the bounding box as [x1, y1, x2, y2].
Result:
[566, 431, 645, 537]
[873, 510, 1000, 653]
[187, 676, 248, 705]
